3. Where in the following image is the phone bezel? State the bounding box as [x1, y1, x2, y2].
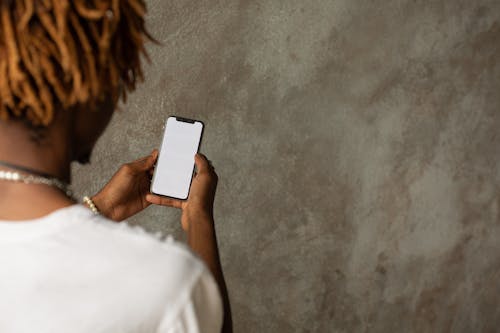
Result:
[150, 116, 205, 200]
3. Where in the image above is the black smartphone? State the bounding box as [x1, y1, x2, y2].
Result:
[150, 116, 204, 200]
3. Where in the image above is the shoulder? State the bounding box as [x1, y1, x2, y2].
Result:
[66, 205, 207, 290]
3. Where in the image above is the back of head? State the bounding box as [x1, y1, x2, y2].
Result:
[0, 0, 151, 128]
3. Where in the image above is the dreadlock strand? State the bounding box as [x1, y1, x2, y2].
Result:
[18, 0, 34, 31]
[74, 0, 106, 20]
[84, 62, 99, 104]
[51, 0, 69, 41]
[2, 8, 25, 90]
[111, 0, 121, 31]
[122, 3, 149, 62]
[26, 42, 57, 125]
[17, 35, 39, 86]
[85, 20, 108, 70]
[98, 16, 112, 67]
[51, 0, 67, 29]
[83, 10, 109, 68]
[40, 0, 52, 10]
[128, 0, 146, 17]
[18, 81, 41, 119]
[63, 32, 86, 104]
[68, 12, 99, 99]
[93, 0, 110, 12]
[118, 8, 140, 72]
[38, 83, 54, 125]
[108, 57, 119, 87]
[19, 43, 43, 113]
[38, 8, 70, 72]
[39, 55, 68, 105]
[0, 56, 14, 108]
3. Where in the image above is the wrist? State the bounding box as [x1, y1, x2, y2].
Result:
[185, 208, 214, 227]
[91, 192, 116, 221]
[186, 210, 214, 223]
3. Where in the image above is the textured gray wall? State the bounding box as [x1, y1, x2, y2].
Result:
[73, 1, 500, 332]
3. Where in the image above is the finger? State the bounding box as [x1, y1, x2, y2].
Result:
[146, 194, 183, 209]
[207, 159, 214, 168]
[194, 153, 211, 174]
[132, 150, 158, 172]
[146, 150, 159, 170]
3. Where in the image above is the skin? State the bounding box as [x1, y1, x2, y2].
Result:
[0, 99, 232, 332]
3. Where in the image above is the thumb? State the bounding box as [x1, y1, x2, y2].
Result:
[194, 153, 210, 174]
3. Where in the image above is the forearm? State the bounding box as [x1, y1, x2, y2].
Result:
[187, 214, 232, 333]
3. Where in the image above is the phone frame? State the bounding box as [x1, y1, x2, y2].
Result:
[150, 116, 205, 200]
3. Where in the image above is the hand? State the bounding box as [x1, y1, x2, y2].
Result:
[146, 153, 218, 231]
[92, 150, 158, 221]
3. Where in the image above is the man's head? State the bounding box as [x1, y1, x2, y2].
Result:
[0, 0, 151, 161]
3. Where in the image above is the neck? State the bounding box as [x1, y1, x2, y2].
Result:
[0, 117, 75, 220]
[0, 121, 72, 183]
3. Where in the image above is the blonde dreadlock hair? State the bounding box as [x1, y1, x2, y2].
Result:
[0, 0, 152, 127]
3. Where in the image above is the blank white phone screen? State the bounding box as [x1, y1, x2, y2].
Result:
[151, 117, 203, 199]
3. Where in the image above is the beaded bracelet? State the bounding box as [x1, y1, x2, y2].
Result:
[83, 196, 100, 215]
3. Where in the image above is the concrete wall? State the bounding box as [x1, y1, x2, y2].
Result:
[73, 1, 500, 331]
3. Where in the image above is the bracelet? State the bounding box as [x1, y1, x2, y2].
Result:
[83, 196, 100, 215]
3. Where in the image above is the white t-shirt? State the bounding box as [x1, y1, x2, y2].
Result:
[0, 205, 223, 333]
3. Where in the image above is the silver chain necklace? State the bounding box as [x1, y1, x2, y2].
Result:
[0, 169, 73, 198]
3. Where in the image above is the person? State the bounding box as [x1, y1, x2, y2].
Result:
[0, 1, 231, 332]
